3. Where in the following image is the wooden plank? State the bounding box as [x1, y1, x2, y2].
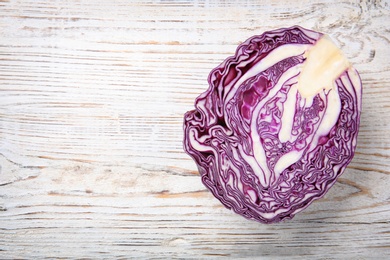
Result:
[1, 0, 389, 258]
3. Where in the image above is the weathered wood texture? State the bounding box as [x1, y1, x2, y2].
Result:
[1, 0, 389, 259]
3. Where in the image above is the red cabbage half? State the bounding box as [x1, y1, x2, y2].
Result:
[183, 26, 362, 223]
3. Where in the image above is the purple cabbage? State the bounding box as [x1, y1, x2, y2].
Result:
[183, 26, 362, 223]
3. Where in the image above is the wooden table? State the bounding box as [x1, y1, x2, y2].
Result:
[1, 0, 389, 258]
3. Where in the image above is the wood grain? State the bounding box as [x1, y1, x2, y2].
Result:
[1, 0, 389, 258]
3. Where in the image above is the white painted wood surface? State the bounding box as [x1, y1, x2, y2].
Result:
[1, 0, 389, 258]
